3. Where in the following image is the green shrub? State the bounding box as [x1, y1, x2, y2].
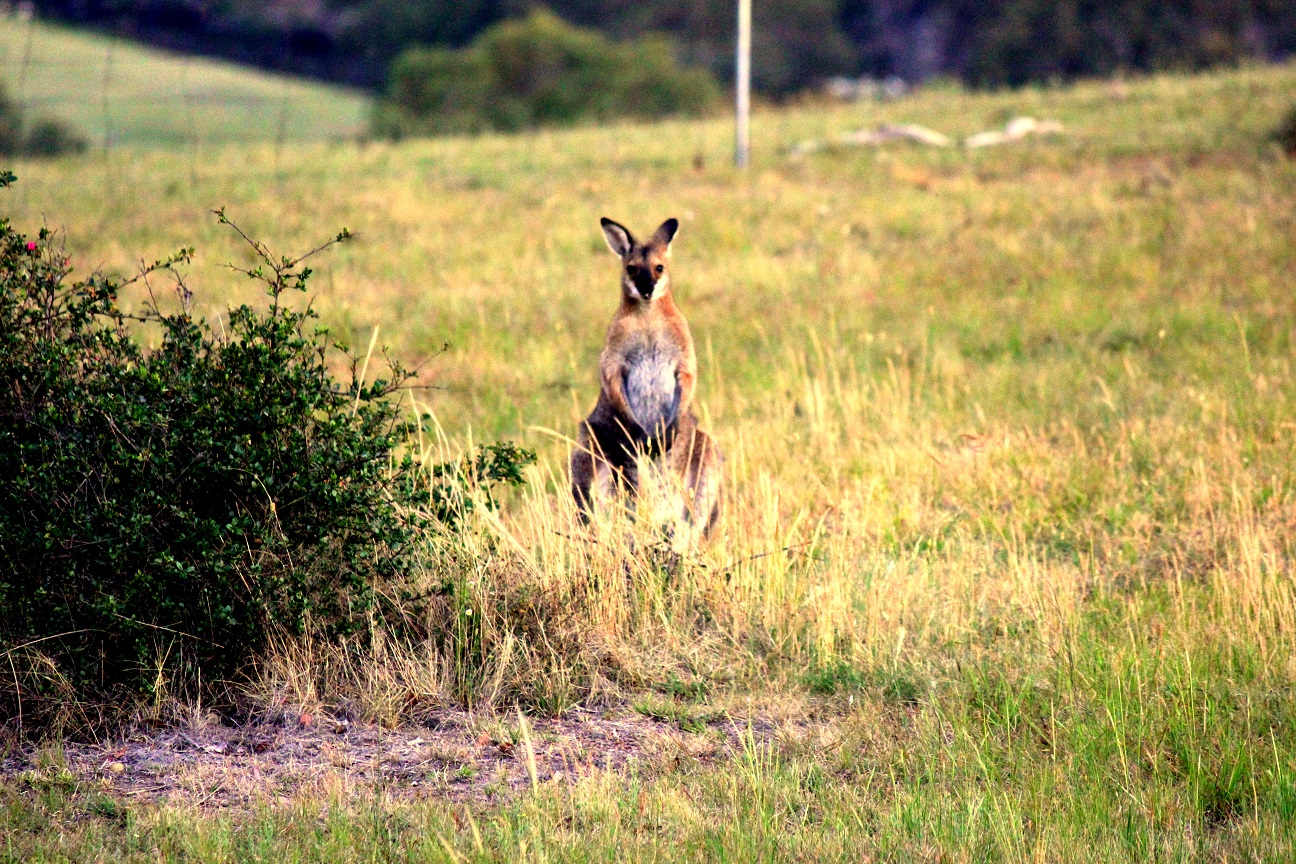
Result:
[0, 184, 531, 724]
[0, 83, 87, 158]
[372, 46, 491, 138]
[373, 10, 720, 138]
[21, 118, 88, 158]
[1273, 104, 1296, 158]
[0, 101, 21, 157]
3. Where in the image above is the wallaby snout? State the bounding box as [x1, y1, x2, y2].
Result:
[627, 265, 658, 298]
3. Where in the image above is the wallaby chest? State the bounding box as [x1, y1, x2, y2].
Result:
[622, 338, 681, 436]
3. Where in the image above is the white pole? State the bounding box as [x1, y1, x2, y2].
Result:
[735, 0, 751, 168]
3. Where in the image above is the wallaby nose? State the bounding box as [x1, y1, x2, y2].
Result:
[632, 269, 657, 298]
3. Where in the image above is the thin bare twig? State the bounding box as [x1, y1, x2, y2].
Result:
[106, 613, 225, 649]
[712, 540, 818, 577]
[1, 629, 99, 658]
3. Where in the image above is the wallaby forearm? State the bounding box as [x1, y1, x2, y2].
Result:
[675, 367, 696, 418]
[600, 357, 641, 433]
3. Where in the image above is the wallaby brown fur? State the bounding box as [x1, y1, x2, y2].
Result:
[571, 216, 722, 541]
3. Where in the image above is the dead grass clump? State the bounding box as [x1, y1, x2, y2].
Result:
[249, 509, 632, 725]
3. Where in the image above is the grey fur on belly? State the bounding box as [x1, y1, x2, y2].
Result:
[624, 351, 680, 435]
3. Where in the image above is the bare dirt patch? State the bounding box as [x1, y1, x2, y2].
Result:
[2, 706, 787, 809]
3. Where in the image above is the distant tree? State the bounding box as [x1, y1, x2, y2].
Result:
[1273, 103, 1296, 157]
[27, 0, 1296, 94]
[1254, 0, 1296, 56]
[0, 83, 86, 158]
[546, 0, 854, 95]
[373, 10, 720, 137]
[327, 0, 503, 63]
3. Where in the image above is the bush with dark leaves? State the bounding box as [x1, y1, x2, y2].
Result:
[0, 84, 86, 158]
[0, 179, 531, 723]
[1273, 104, 1296, 158]
[373, 10, 719, 138]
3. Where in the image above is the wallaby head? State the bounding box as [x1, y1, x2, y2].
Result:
[600, 217, 679, 304]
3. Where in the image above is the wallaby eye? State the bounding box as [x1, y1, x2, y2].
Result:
[654, 264, 664, 275]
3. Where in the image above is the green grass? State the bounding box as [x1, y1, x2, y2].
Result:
[0, 18, 370, 148]
[3, 58, 1296, 860]
[8, 619, 1296, 861]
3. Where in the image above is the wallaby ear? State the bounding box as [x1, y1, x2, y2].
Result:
[651, 218, 680, 251]
[600, 217, 634, 258]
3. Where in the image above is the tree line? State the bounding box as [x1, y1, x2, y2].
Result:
[27, 1, 1296, 94]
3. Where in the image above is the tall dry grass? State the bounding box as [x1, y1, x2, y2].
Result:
[251, 327, 1296, 723]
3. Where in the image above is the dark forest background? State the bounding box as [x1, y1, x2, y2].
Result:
[25, 1, 1296, 95]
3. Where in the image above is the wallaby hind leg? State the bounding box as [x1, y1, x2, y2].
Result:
[572, 423, 631, 523]
[572, 424, 610, 522]
[669, 426, 723, 540]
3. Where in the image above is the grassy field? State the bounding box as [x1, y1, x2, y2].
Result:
[0, 17, 369, 148]
[4, 58, 1296, 860]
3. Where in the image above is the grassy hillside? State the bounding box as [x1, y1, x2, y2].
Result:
[4, 61, 1296, 860]
[0, 18, 369, 148]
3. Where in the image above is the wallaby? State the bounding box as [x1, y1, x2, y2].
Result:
[571, 216, 722, 542]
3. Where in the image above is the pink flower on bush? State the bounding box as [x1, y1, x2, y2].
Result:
[26, 241, 37, 251]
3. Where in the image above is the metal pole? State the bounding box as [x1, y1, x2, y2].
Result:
[735, 0, 751, 168]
